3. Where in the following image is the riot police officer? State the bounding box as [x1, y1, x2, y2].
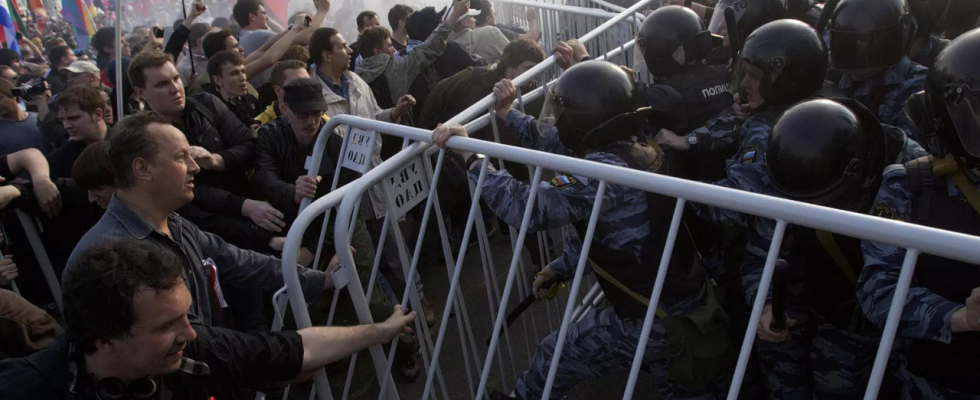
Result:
[746, 98, 926, 399]
[636, 5, 733, 181]
[672, 19, 828, 227]
[907, 0, 951, 68]
[829, 0, 928, 136]
[433, 61, 732, 400]
[705, 0, 788, 65]
[860, 27, 980, 399]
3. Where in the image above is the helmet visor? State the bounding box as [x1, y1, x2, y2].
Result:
[943, 83, 980, 159]
[729, 56, 778, 102]
[829, 22, 905, 70]
[633, 39, 648, 77]
[536, 85, 567, 136]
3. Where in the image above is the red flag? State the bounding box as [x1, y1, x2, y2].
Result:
[264, 0, 287, 25]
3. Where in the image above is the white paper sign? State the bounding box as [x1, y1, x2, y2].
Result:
[384, 156, 429, 219]
[341, 127, 378, 174]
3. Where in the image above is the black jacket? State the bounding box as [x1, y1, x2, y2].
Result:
[253, 118, 356, 251]
[0, 328, 304, 400]
[47, 69, 69, 96]
[176, 93, 256, 220]
[48, 140, 86, 179]
[253, 118, 356, 222]
[214, 91, 261, 128]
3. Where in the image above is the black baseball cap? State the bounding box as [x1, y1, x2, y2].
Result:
[283, 78, 328, 113]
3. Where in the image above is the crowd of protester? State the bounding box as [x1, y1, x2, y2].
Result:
[0, 0, 977, 398]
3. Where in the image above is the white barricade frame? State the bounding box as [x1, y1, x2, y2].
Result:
[274, 0, 980, 399]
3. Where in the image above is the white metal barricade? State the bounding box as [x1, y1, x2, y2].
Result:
[273, 1, 651, 398]
[322, 114, 980, 400]
[275, 1, 980, 400]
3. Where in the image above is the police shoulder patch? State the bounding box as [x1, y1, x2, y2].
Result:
[550, 174, 579, 189]
[740, 145, 759, 164]
[873, 202, 895, 220]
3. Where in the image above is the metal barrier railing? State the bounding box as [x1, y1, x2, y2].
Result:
[494, 0, 642, 83]
[325, 111, 980, 399]
[278, 1, 980, 400]
[274, 2, 655, 398]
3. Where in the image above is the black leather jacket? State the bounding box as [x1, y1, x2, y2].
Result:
[176, 92, 256, 220]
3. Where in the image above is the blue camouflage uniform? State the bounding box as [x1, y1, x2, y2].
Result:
[688, 109, 776, 228]
[839, 57, 928, 137]
[684, 107, 783, 287]
[737, 133, 927, 400]
[476, 109, 715, 400]
[672, 107, 742, 175]
[859, 164, 980, 399]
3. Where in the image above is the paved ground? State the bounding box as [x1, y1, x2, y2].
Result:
[287, 227, 657, 400]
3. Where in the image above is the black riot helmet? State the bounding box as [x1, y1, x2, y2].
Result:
[907, 0, 951, 37]
[787, 0, 814, 20]
[767, 99, 885, 211]
[925, 28, 980, 166]
[830, 0, 918, 70]
[729, 19, 828, 108]
[708, 0, 788, 46]
[538, 61, 649, 156]
[636, 6, 718, 78]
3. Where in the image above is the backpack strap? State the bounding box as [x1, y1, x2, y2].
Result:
[905, 155, 935, 222]
[187, 94, 220, 130]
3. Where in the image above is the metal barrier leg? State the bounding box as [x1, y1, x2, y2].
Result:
[727, 219, 790, 400]
[423, 159, 493, 400]
[473, 211, 521, 383]
[538, 182, 607, 400]
[622, 199, 687, 399]
[863, 249, 921, 400]
[473, 165, 546, 400]
[471, 190, 513, 386]
[14, 210, 62, 312]
[423, 155, 485, 398]
[382, 205, 451, 400]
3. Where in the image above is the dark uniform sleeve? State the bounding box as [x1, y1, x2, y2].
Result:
[638, 83, 684, 132]
[474, 151, 632, 278]
[688, 116, 770, 227]
[475, 165, 616, 233]
[878, 65, 928, 137]
[685, 107, 741, 156]
[858, 166, 962, 343]
[191, 325, 305, 388]
[501, 109, 568, 155]
[741, 216, 793, 306]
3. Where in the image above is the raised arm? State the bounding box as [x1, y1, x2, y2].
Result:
[245, 23, 307, 79]
[165, 1, 207, 62]
[244, 30, 290, 64]
[295, 305, 415, 378]
[294, 0, 331, 45]
[5, 148, 61, 217]
[519, 8, 541, 42]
